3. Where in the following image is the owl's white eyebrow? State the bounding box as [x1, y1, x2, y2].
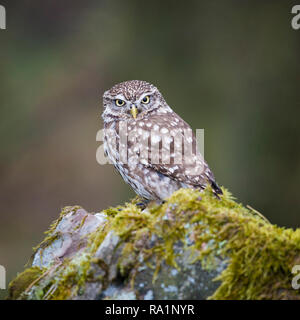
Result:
[114, 94, 126, 100]
[139, 91, 156, 99]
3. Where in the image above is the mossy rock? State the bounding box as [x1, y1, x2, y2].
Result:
[7, 188, 300, 300]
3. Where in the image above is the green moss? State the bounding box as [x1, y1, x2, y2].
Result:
[8, 267, 45, 300]
[8, 188, 300, 300]
[49, 253, 94, 300]
[75, 213, 88, 231]
[108, 187, 300, 299]
[171, 188, 300, 299]
[11, 206, 99, 300]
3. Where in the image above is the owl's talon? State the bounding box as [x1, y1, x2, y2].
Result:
[136, 201, 149, 210]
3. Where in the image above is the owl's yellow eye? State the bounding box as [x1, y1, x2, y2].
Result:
[141, 95, 150, 104]
[115, 99, 125, 107]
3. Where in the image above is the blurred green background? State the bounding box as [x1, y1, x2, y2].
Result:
[0, 1, 299, 298]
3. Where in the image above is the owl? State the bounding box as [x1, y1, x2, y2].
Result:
[102, 80, 222, 203]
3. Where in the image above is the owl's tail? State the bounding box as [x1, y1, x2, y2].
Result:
[210, 179, 223, 199]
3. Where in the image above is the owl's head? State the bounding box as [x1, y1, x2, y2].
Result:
[102, 80, 166, 123]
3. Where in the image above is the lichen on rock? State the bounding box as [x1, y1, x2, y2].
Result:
[7, 187, 300, 300]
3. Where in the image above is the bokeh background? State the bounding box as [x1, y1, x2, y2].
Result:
[0, 0, 299, 298]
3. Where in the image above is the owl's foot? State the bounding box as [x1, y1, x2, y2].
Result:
[136, 200, 150, 210]
[136, 199, 165, 211]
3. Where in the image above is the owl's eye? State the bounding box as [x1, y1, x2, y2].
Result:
[141, 95, 150, 104]
[115, 99, 125, 107]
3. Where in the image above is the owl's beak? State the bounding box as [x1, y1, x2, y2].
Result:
[130, 104, 138, 119]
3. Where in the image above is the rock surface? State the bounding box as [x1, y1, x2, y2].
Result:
[7, 188, 300, 300]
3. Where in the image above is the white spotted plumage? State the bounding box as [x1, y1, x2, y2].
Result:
[102, 80, 222, 201]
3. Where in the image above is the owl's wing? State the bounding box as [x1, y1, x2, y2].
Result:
[139, 111, 222, 196]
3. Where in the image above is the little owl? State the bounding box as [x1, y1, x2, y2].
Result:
[102, 80, 222, 203]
